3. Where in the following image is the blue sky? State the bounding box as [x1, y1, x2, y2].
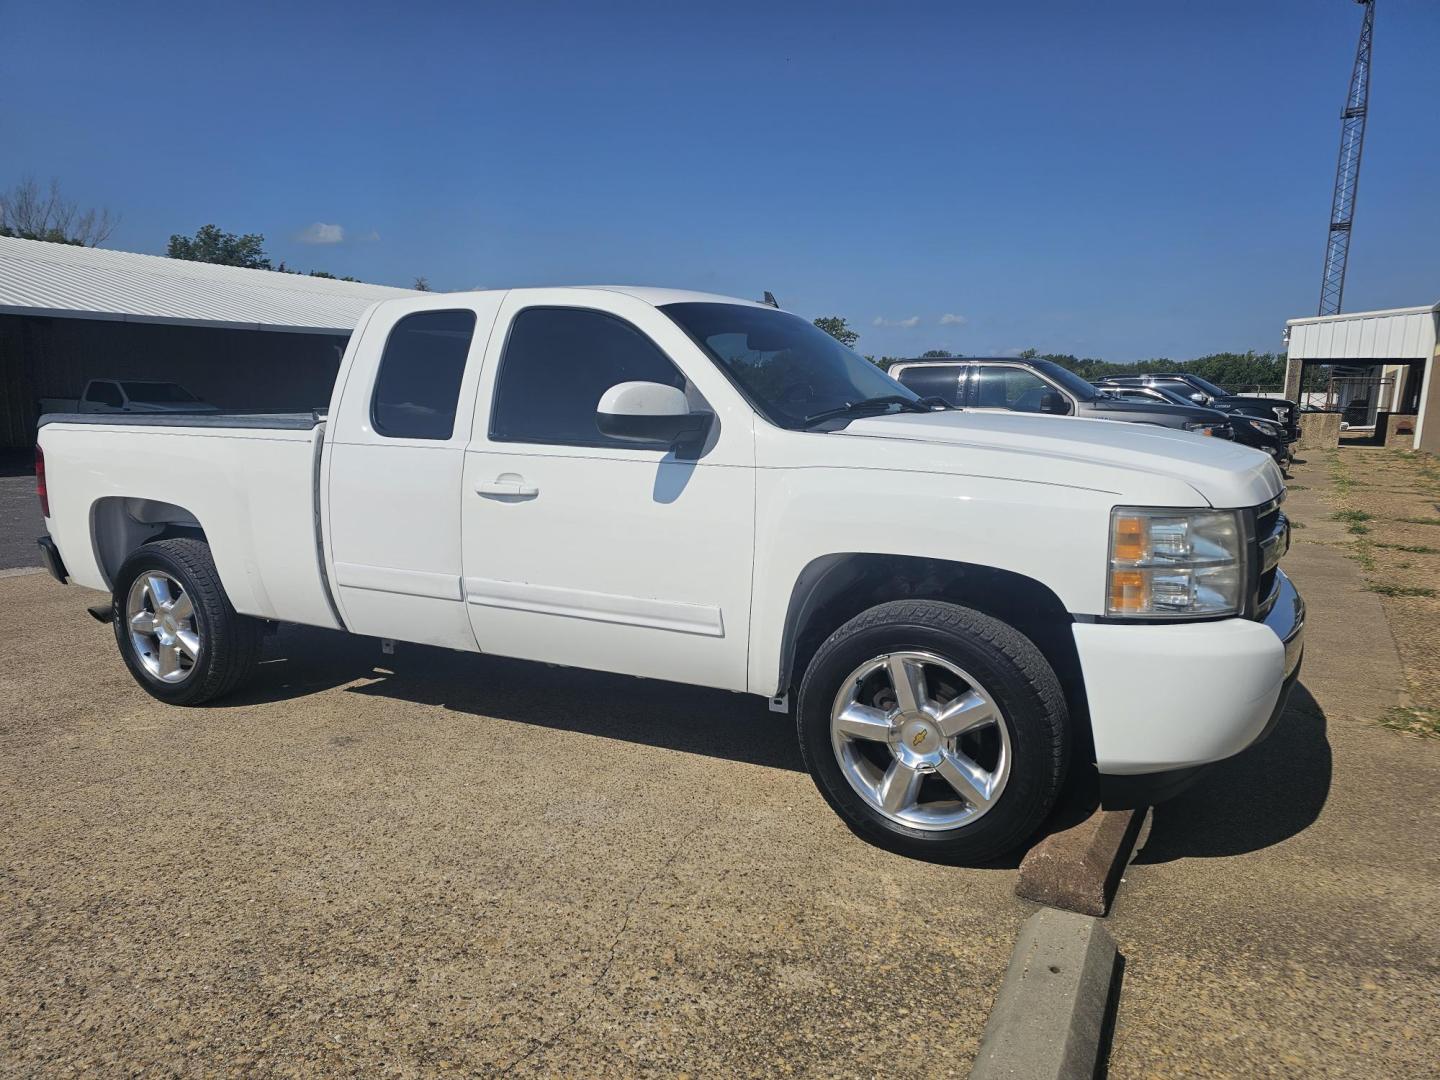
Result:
[4, 0, 1437, 360]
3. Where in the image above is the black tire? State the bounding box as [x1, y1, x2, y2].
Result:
[111, 537, 262, 705]
[797, 599, 1068, 864]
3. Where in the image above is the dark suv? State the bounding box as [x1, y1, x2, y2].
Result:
[1095, 373, 1300, 445]
[890, 357, 1234, 440]
[1100, 383, 1291, 464]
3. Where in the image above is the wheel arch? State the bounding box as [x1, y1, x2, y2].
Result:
[90, 496, 208, 590]
[776, 553, 1094, 762]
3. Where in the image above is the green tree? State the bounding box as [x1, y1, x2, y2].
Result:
[813, 315, 858, 348]
[413, 276, 432, 292]
[167, 224, 272, 269]
[921, 349, 956, 358]
[1016, 348, 1291, 393]
[0, 177, 117, 246]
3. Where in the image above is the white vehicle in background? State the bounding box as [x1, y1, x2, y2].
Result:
[33, 288, 1303, 863]
[38, 379, 218, 416]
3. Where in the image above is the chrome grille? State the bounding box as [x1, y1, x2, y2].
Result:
[1252, 493, 1290, 618]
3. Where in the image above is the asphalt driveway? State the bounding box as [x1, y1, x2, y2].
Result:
[0, 472, 42, 570]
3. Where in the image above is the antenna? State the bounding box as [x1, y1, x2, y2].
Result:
[1317, 0, 1376, 316]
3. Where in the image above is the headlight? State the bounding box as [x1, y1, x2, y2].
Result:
[1183, 421, 1217, 436]
[1246, 417, 1283, 436]
[1107, 507, 1244, 617]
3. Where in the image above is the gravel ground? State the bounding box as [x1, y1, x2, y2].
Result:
[0, 571, 1026, 1078]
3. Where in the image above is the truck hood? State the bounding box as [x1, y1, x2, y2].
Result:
[839, 410, 1283, 508]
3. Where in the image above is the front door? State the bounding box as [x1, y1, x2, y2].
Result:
[460, 291, 755, 692]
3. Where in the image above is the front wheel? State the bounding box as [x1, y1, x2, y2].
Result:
[797, 600, 1069, 863]
[112, 537, 262, 705]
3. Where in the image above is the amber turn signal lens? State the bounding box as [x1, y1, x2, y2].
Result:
[1109, 569, 1148, 612]
[1112, 515, 1148, 562]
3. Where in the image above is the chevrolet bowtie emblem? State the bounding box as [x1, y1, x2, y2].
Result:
[911, 729, 928, 748]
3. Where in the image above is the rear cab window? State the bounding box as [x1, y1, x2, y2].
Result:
[371, 310, 478, 439]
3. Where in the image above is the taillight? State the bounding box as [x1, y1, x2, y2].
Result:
[35, 445, 49, 518]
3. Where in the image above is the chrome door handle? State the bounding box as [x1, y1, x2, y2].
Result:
[476, 477, 539, 499]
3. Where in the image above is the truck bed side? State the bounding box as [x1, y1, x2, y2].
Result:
[39, 416, 341, 630]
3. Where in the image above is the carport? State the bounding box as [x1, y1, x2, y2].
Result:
[1282, 302, 1440, 451]
[0, 235, 416, 450]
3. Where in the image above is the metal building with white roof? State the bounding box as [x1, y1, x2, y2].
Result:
[0, 236, 418, 448]
[1283, 301, 1440, 452]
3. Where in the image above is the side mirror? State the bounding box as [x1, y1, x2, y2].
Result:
[1039, 391, 1072, 416]
[1189, 392, 1209, 405]
[596, 381, 713, 454]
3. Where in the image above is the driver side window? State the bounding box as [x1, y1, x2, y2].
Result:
[490, 307, 688, 448]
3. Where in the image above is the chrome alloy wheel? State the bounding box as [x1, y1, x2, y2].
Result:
[125, 572, 200, 684]
[830, 651, 1012, 831]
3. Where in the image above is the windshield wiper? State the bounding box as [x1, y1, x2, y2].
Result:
[802, 395, 938, 428]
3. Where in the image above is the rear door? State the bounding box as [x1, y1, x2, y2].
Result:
[459, 290, 756, 692]
[894, 363, 967, 406]
[323, 296, 502, 650]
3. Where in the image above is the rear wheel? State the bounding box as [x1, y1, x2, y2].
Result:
[797, 600, 1068, 863]
[112, 538, 261, 705]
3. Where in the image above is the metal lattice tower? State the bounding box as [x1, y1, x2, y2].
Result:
[1318, 0, 1376, 316]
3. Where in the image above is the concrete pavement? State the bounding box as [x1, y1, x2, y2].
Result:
[1103, 459, 1440, 1078]
[0, 570, 1027, 1077]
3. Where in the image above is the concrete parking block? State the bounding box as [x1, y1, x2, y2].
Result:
[968, 907, 1119, 1080]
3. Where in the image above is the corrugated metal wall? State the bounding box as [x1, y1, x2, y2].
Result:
[0, 315, 347, 448]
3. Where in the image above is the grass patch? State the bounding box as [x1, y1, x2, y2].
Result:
[1379, 705, 1440, 738]
[1376, 542, 1440, 555]
[1331, 509, 1372, 535]
[1393, 516, 1440, 527]
[1366, 582, 1438, 598]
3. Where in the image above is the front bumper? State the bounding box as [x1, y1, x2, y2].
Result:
[1073, 569, 1304, 781]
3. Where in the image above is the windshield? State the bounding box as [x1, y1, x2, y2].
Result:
[1030, 359, 1101, 402]
[1184, 375, 1229, 398]
[122, 382, 197, 402]
[661, 303, 920, 429]
[1103, 385, 1195, 408]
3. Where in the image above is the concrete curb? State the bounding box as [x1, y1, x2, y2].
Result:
[968, 908, 1120, 1080]
[1015, 807, 1147, 917]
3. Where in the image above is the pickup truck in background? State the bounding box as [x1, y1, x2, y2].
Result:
[889, 356, 1235, 439]
[38, 379, 218, 417]
[34, 287, 1304, 863]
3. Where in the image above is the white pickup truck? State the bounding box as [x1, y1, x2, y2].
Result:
[34, 287, 1303, 862]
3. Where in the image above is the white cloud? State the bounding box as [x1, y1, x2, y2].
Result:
[296, 222, 345, 245]
[873, 315, 921, 329]
[939, 313, 968, 326]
